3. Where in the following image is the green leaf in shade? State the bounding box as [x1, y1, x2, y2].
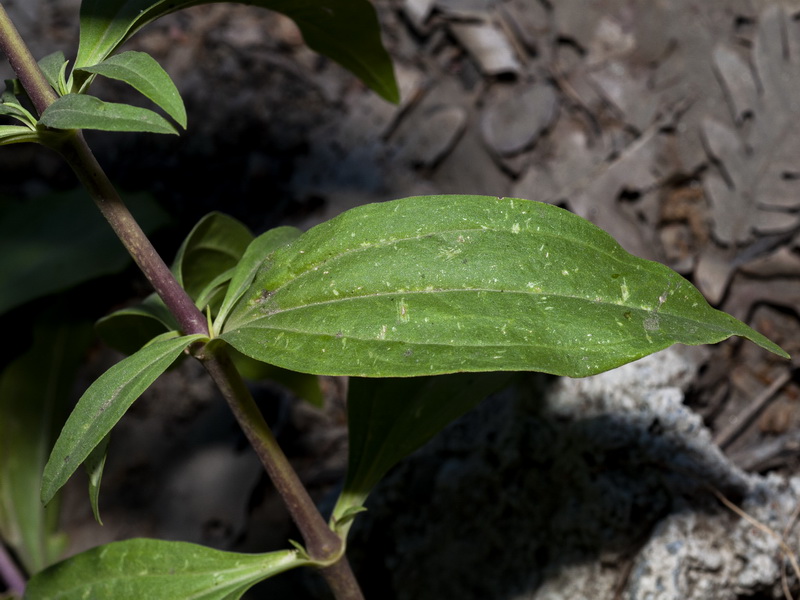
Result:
[0, 315, 94, 574]
[77, 51, 187, 128]
[23, 538, 308, 600]
[0, 189, 169, 315]
[76, 0, 398, 103]
[0, 80, 37, 128]
[220, 195, 788, 378]
[84, 434, 111, 526]
[39, 94, 178, 134]
[41, 334, 207, 506]
[194, 269, 235, 313]
[214, 225, 302, 333]
[0, 106, 35, 127]
[229, 349, 323, 408]
[95, 293, 178, 356]
[172, 212, 253, 304]
[0, 125, 39, 145]
[38, 51, 69, 95]
[2, 78, 23, 100]
[332, 372, 513, 529]
[0, 102, 33, 121]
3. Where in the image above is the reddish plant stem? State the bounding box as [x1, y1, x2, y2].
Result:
[200, 346, 364, 598]
[319, 558, 365, 600]
[199, 348, 345, 560]
[57, 132, 209, 337]
[0, 6, 364, 598]
[0, 2, 206, 336]
[0, 542, 25, 597]
[0, 5, 57, 114]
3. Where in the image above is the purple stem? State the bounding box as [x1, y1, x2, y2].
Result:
[0, 543, 25, 597]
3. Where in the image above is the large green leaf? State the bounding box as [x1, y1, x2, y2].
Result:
[39, 94, 178, 134]
[77, 51, 187, 128]
[332, 372, 513, 528]
[24, 538, 308, 600]
[76, 0, 399, 102]
[0, 316, 94, 575]
[0, 189, 169, 315]
[220, 195, 788, 377]
[41, 333, 207, 505]
[172, 212, 253, 304]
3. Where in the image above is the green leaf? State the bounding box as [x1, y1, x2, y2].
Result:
[172, 212, 253, 305]
[24, 538, 308, 600]
[0, 125, 38, 145]
[0, 189, 169, 315]
[95, 293, 178, 355]
[41, 334, 207, 506]
[77, 51, 187, 128]
[0, 104, 34, 123]
[214, 225, 302, 332]
[38, 51, 69, 95]
[39, 94, 178, 134]
[0, 315, 94, 574]
[0, 81, 37, 128]
[220, 195, 788, 377]
[76, 0, 399, 102]
[333, 373, 512, 527]
[2, 77, 23, 100]
[84, 433, 110, 526]
[0, 102, 33, 122]
[229, 349, 324, 408]
[194, 269, 235, 313]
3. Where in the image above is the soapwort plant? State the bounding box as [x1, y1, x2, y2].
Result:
[0, 1, 789, 599]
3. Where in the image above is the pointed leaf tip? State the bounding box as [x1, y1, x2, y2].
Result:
[39, 94, 178, 134]
[25, 538, 308, 599]
[78, 51, 187, 128]
[41, 334, 206, 505]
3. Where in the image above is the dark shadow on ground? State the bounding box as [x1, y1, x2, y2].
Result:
[323, 378, 744, 600]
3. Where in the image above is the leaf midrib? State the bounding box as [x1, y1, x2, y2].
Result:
[230, 288, 727, 342]
[263, 223, 639, 297]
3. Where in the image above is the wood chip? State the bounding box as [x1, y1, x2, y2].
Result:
[722, 276, 800, 322]
[435, 0, 494, 20]
[753, 210, 800, 236]
[431, 125, 511, 196]
[701, 6, 800, 244]
[659, 223, 696, 274]
[701, 118, 754, 245]
[449, 21, 522, 76]
[712, 44, 757, 123]
[497, 0, 549, 55]
[740, 246, 800, 278]
[587, 17, 636, 65]
[694, 244, 736, 305]
[393, 105, 468, 167]
[480, 82, 558, 156]
[403, 0, 436, 31]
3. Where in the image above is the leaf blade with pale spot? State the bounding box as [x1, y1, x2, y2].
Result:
[220, 195, 787, 377]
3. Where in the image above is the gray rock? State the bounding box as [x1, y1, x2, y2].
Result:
[351, 348, 797, 599]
